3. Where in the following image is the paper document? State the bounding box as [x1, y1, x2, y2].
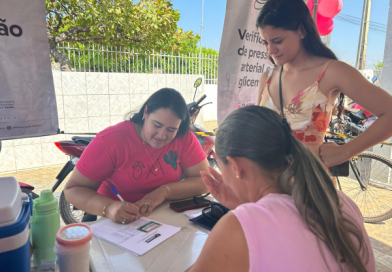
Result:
[91, 218, 180, 256]
[183, 208, 204, 219]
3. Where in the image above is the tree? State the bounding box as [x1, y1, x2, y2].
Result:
[177, 34, 218, 55]
[46, 0, 195, 71]
[175, 34, 219, 78]
[374, 61, 383, 70]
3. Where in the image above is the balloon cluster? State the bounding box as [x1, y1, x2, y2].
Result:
[307, 0, 343, 36]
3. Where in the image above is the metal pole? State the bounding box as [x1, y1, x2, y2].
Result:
[323, 34, 331, 48]
[312, 0, 318, 23]
[199, 0, 204, 75]
[355, 0, 372, 70]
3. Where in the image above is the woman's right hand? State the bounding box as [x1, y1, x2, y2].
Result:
[105, 201, 140, 224]
[201, 167, 242, 210]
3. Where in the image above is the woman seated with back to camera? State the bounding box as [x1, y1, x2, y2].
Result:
[187, 106, 375, 272]
[64, 88, 209, 224]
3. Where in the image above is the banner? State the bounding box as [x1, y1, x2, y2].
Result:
[0, 0, 58, 140]
[217, 0, 273, 124]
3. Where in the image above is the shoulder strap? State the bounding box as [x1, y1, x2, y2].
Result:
[316, 59, 333, 83]
[279, 66, 284, 117]
[278, 66, 293, 155]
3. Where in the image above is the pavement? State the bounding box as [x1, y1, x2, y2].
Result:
[2, 162, 392, 271]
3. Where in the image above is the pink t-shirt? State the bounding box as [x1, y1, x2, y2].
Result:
[231, 191, 375, 272]
[76, 121, 206, 203]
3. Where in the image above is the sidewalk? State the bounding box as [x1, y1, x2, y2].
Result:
[1, 165, 68, 194]
[1, 166, 392, 271]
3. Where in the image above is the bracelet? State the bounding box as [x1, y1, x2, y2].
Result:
[102, 200, 113, 216]
[161, 185, 171, 198]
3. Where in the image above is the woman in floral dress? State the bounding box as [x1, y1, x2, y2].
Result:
[256, 0, 392, 168]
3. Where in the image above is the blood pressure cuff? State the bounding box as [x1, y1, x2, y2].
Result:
[189, 202, 230, 231]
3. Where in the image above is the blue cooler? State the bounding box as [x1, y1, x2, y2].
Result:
[0, 177, 33, 272]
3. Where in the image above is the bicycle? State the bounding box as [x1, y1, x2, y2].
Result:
[325, 133, 392, 223]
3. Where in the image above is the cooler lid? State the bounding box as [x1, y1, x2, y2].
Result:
[0, 177, 22, 227]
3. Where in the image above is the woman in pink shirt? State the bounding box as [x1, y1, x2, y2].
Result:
[187, 106, 375, 272]
[64, 88, 209, 224]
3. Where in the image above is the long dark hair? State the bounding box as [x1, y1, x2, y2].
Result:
[130, 88, 190, 136]
[256, 0, 345, 120]
[216, 106, 368, 272]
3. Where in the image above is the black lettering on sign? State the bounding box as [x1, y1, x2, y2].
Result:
[0, 19, 23, 37]
[238, 29, 247, 40]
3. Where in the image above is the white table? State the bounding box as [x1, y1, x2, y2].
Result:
[88, 200, 210, 272]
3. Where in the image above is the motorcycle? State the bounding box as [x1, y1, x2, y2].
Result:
[53, 77, 218, 224]
[188, 78, 219, 170]
[330, 101, 375, 137]
[0, 141, 39, 199]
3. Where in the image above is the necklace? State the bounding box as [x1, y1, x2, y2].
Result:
[144, 142, 158, 157]
[143, 141, 164, 171]
[137, 125, 163, 171]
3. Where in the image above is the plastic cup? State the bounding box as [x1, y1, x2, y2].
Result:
[53, 223, 93, 272]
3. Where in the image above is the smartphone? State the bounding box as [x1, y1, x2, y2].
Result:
[170, 198, 210, 212]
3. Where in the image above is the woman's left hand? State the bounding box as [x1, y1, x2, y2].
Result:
[319, 142, 351, 167]
[134, 187, 169, 217]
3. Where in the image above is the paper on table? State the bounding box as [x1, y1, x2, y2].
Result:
[183, 208, 204, 219]
[91, 217, 180, 256]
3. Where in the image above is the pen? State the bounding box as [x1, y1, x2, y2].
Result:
[110, 187, 139, 219]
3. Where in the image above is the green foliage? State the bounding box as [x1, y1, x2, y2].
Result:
[177, 33, 219, 55]
[374, 61, 383, 70]
[47, 0, 201, 69]
[47, 0, 218, 75]
[59, 43, 218, 78]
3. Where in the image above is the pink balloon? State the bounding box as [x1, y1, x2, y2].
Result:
[318, 0, 343, 18]
[317, 14, 334, 36]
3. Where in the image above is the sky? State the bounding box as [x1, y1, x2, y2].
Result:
[171, 0, 390, 69]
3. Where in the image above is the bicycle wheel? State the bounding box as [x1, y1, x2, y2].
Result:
[339, 151, 392, 223]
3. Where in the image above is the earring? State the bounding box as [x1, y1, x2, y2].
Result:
[142, 116, 145, 121]
[236, 175, 240, 179]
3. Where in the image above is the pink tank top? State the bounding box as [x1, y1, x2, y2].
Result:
[259, 60, 334, 156]
[231, 191, 375, 272]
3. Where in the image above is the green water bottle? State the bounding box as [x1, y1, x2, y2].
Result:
[30, 190, 60, 266]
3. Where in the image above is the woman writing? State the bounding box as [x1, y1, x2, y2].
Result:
[187, 106, 375, 272]
[257, 0, 392, 167]
[64, 88, 209, 224]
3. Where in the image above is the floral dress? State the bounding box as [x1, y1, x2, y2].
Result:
[259, 60, 334, 157]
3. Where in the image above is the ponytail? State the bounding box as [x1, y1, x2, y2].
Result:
[216, 106, 368, 272]
[280, 136, 368, 272]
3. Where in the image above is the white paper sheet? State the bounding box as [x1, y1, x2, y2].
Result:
[91, 218, 181, 256]
[183, 208, 204, 219]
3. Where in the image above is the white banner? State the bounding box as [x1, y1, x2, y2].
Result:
[217, 0, 273, 124]
[0, 0, 58, 140]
